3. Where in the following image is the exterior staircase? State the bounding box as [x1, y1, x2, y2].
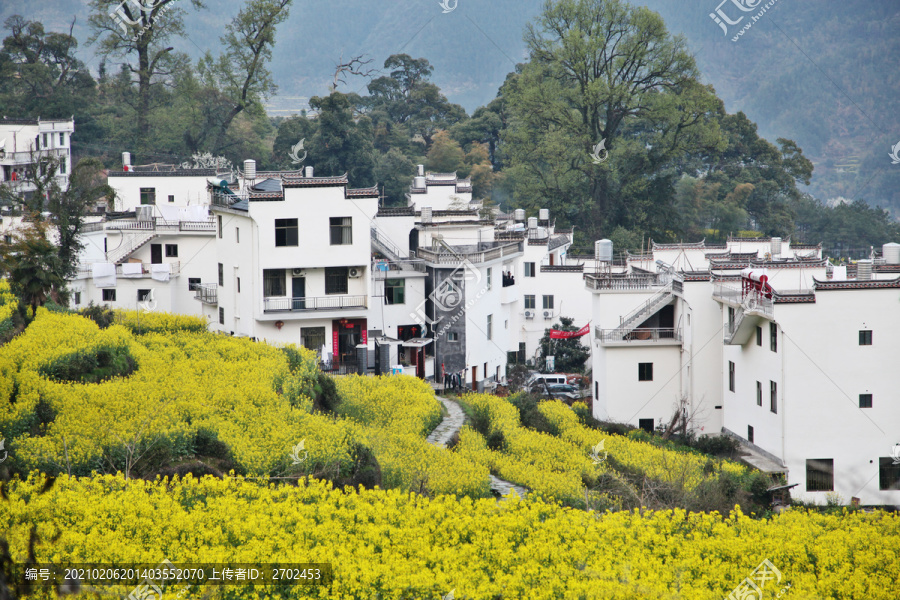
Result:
[108, 232, 158, 264]
[607, 287, 674, 341]
[371, 227, 405, 262]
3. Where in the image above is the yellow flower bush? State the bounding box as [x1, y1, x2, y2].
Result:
[2, 474, 898, 600]
[113, 309, 208, 335]
[0, 278, 17, 327]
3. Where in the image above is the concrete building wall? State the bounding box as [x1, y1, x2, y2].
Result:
[108, 175, 211, 212]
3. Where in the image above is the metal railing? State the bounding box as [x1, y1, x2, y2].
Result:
[76, 261, 181, 279]
[416, 241, 524, 265]
[372, 259, 427, 277]
[105, 218, 216, 232]
[106, 232, 157, 264]
[585, 274, 666, 290]
[194, 283, 218, 304]
[541, 264, 583, 273]
[263, 295, 367, 312]
[596, 327, 682, 343]
[370, 227, 406, 261]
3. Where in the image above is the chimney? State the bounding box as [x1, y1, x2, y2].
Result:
[122, 152, 132, 172]
[305, 166, 314, 178]
[417, 164, 425, 177]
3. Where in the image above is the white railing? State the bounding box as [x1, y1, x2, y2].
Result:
[194, 283, 218, 304]
[596, 327, 682, 343]
[75, 261, 181, 279]
[416, 241, 524, 265]
[263, 295, 367, 312]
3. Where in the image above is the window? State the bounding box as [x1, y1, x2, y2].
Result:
[218, 307, 224, 325]
[165, 244, 178, 257]
[218, 215, 223, 239]
[524, 262, 536, 277]
[236, 227, 240, 243]
[188, 278, 201, 291]
[638, 363, 653, 381]
[330, 217, 352, 245]
[486, 314, 493, 340]
[275, 218, 298, 247]
[595, 381, 599, 399]
[385, 279, 405, 305]
[74, 291, 81, 305]
[756, 326, 762, 346]
[806, 459, 834, 492]
[747, 425, 754, 444]
[301, 327, 326, 351]
[218, 263, 224, 287]
[770, 381, 777, 413]
[325, 267, 349, 295]
[263, 269, 286, 297]
[59, 132, 65, 145]
[638, 419, 654, 434]
[59, 157, 66, 175]
[237, 277, 241, 293]
[756, 381, 762, 406]
[42, 133, 48, 147]
[448, 331, 459, 342]
[137, 289, 151, 302]
[140, 188, 156, 205]
[102, 289, 116, 302]
[859, 330, 872, 345]
[770, 322, 777, 352]
[542, 295, 554, 310]
[879, 457, 900, 490]
[524, 295, 536, 309]
[486, 268, 492, 291]
[859, 393, 873, 408]
[728, 361, 735, 392]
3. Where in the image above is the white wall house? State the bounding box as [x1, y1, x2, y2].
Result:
[107, 154, 221, 213]
[0, 117, 75, 198]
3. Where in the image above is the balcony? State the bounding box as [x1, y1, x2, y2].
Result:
[595, 327, 683, 346]
[75, 261, 181, 279]
[372, 259, 427, 279]
[416, 241, 524, 265]
[194, 283, 218, 305]
[713, 282, 774, 318]
[263, 295, 367, 313]
[585, 272, 671, 291]
[105, 218, 217, 232]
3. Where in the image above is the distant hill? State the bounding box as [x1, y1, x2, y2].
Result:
[2, 0, 898, 209]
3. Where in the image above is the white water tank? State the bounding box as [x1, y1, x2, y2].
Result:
[136, 206, 153, 221]
[857, 259, 873, 281]
[421, 206, 432, 223]
[527, 217, 538, 229]
[513, 209, 526, 221]
[770, 237, 782, 258]
[595, 239, 613, 262]
[417, 164, 425, 177]
[305, 166, 314, 178]
[414, 176, 426, 189]
[539, 208, 549, 221]
[243, 159, 256, 179]
[883, 243, 900, 265]
[122, 152, 132, 167]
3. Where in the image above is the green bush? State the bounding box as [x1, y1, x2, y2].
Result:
[39, 344, 137, 383]
[79, 302, 116, 329]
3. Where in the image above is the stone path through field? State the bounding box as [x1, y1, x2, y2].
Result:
[427, 395, 528, 500]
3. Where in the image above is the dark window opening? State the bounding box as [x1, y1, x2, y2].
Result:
[879, 457, 900, 491]
[102, 289, 116, 302]
[747, 425, 754, 443]
[728, 361, 735, 392]
[638, 419, 654, 434]
[330, 217, 352, 245]
[325, 267, 349, 295]
[770, 381, 777, 413]
[140, 188, 156, 205]
[859, 394, 873, 408]
[859, 330, 872, 346]
[165, 244, 178, 257]
[806, 459, 834, 492]
[638, 363, 653, 381]
[263, 269, 286, 297]
[275, 218, 299, 247]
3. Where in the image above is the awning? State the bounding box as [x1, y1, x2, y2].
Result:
[402, 337, 433, 348]
[374, 336, 403, 345]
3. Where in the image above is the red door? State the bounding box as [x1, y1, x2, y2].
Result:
[471, 366, 477, 392]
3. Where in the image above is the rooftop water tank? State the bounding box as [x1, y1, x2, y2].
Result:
[595, 239, 613, 262]
[421, 206, 432, 223]
[857, 259, 873, 281]
[770, 237, 782, 258]
[122, 152, 132, 167]
[417, 164, 425, 177]
[527, 217, 538, 229]
[883, 243, 900, 265]
[243, 159, 256, 179]
[136, 206, 153, 222]
[414, 176, 426, 189]
[539, 208, 549, 221]
[304, 166, 314, 178]
[513, 209, 526, 221]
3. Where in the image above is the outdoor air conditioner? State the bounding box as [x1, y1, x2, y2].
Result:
[348, 268, 362, 278]
[524, 310, 535, 319]
[292, 268, 305, 276]
[543, 310, 553, 319]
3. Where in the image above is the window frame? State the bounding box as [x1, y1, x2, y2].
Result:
[747, 425, 754, 443]
[447, 331, 459, 342]
[486, 314, 493, 340]
[756, 326, 762, 346]
[275, 218, 299, 247]
[770, 322, 778, 352]
[486, 267, 492, 291]
[524, 295, 535, 310]
[218, 307, 225, 325]
[384, 278, 405, 305]
[879, 457, 900, 491]
[218, 263, 224, 287]
[638, 362, 653, 382]
[102, 289, 116, 302]
[806, 458, 834, 492]
[542, 295, 554, 310]
[139, 187, 156, 205]
[859, 330, 872, 346]
[325, 267, 349, 295]
[329, 217, 352, 245]
[756, 381, 762, 406]
[859, 393, 873, 408]
[137, 289, 151, 302]
[165, 244, 178, 258]
[168, 194, 175, 203]
[188, 278, 201, 291]
[524, 262, 536, 277]
[770, 380, 777, 413]
[728, 361, 735, 392]
[263, 269, 286, 298]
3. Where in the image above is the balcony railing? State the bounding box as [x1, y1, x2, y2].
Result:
[194, 283, 218, 305]
[713, 283, 774, 317]
[104, 218, 216, 232]
[372, 260, 427, 278]
[585, 273, 670, 290]
[75, 261, 181, 279]
[264, 295, 367, 313]
[416, 241, 523, 265]
[595, 327, 682, 344]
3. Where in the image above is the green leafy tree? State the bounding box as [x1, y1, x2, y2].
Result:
[307, 92, 375, 186]
[374, 148, 416, 206]
[538, 316, 590, 373]
[426, 130, 466, 174]
[1, 222, 67, 312]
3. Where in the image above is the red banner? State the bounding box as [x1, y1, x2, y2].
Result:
[549, 324, 590, 339]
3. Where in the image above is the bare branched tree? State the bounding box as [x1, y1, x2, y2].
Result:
[330, 53, 376, 92]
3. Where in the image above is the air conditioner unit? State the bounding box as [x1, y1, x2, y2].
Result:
[543, 310, 553, 319]
[292, 268, 305, 276]
[524, 310, 535, 319]
[348, 268, 361, 278]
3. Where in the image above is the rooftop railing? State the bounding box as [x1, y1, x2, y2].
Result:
[263, 295, 367, 313]
[194, 283, 218, 305]
[596, 327, 682, 344]
[416, 241, 524, 265]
